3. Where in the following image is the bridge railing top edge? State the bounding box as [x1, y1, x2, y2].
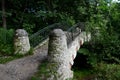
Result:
[66, 22, 85, 46]
[29, 23, 63, 39]
[29, 22, 70, 47]
[29, 22, 85, 47]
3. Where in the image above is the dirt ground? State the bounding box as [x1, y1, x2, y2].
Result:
[0, 44, 48, 80]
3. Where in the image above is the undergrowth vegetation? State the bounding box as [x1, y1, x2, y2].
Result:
[0, 28, 14, 56]
[95, 63, 120, 80]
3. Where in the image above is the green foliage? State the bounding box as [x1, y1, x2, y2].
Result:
[0, 56, 17, 64]
[78, 47, 97, 66]
[0, 28, 14, 55]
[79, 33, 120, 67]
[76, 0, 120, 65]
[36, 10, 76, 26]
[73, 69, 92, 80]
[22, 23, 35, 34]
[0, 0, 79, 33]
[31, 60, 49, 80]
[110, 3, 120, 37]
[94, 63, 120, 80]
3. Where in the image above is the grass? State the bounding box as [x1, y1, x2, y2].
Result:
[31, 60, 48, 80]
[0, 48, 34, 64]
[73, 69, 93, 80]
[0, 54, 27, 64]
[0, 56, 18, 64]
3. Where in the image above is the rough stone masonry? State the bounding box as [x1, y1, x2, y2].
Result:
[47, 29, 73, 80]
[41, 29, 91, 80]
[14, 29, 30, 55]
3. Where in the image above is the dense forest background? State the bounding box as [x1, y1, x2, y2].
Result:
[0, 0, 120, 79]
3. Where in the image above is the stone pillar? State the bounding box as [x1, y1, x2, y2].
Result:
[47, 29, 73, 80]
[14, 29, 30, 55]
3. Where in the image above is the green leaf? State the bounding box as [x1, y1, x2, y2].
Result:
[78, 48, 89, 55]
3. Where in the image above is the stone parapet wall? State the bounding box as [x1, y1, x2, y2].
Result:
[46, 29, 91, 80]
[68, 31, 91, 68]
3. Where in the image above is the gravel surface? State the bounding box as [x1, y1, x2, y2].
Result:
[0, 44, 48, 80]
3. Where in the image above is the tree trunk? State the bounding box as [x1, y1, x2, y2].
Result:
[2, 0, 7, 29]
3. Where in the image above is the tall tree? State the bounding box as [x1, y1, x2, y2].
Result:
[1, 0, 6, 29]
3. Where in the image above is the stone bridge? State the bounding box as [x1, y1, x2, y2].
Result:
[0, 22, 91, 80]
[29, 22, 91, 80]
[46, 29, 91, 80]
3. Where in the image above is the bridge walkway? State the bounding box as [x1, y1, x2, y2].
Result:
[0, 43, 48, 80]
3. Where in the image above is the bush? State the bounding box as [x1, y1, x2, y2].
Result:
[78, 31, 120, 67]
[94, 63, 120, 80]
[0, 28, 14, 55]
